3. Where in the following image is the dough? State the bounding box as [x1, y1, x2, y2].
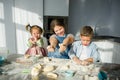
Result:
[89, 76, 99, 80]
[31, 67, 40, 76]
[61, 65, 69, 70]
[31, 76, 39, 80]
[44, 57, 52, 62]
[43, 65, 54, 72]
[35, 64, 42, 70]
[88, 64, 95, 70]
[31, 64, 42, 76]
[84, 75, 89, 80]
[94, 67, 100, 73]
[81, 66, 89, 72]
[47, 72, 58, 79]
[24, 54, 30, 59]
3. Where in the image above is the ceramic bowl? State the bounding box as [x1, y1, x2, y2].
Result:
[0, 56, 5, 66]
[64, 70, 75, 77]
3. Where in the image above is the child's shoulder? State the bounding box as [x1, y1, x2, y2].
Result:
[67, 33, 74, 36]
[89, 42, 97, 48]
[73, 40, 82, 45]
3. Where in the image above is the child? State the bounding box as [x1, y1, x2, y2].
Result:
[25, 24, 47, 58]
[69, 26, 100, 65]
[47, 19, 74, 59]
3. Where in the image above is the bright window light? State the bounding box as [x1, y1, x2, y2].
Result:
[0, 2, 4, 20]
[13, 7, 43, 27]
[0, 23, 6, 47]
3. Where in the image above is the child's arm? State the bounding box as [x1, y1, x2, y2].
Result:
[72, 56, 93, 65]
[49, 35, 58, 48]
[72, 56, 82, 64]
[27, 38, 36, 47]
[36, 38, 44, 47]
[47, 35, 58, 52]
[84, 58, 93, 63]
[62, 34, 74, 46]
[80, 58, 93, 66]
[59, 34, 74, 52]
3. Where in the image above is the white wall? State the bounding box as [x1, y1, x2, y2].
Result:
[0, 0, 16, 54]
[68, 0, 120, 37]
[94, 40, 120, 64]
[0, 0, 43, 55]
[44, 0, 69, 16]
[14, 0, 43, 54]
[0, 0, 69, 55]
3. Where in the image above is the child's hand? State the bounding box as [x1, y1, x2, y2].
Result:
[33, 37, 37, 42]
[76, 59, 82, 65]
[81, 60, 90, 66]
[30, 37, 37, 44]
[47, 45, 55, 52]
[59, 43, 67, 52]
[73, 57, 82, 65]
[29, 38, 35, 44]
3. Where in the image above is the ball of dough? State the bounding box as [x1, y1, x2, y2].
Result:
[31, 64, 42, 76]
[35, 64, 42, 70]
[47, 72, 58, 79]
[31, 67, 40, 76]
[43, 65, 54, 72]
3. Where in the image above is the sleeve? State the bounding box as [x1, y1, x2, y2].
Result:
[67, 34, 74, 38]
[50, 34, 57, 38]
[68, 42, 77, 59]
[27, 39, 33, 47]
[91, 44, 101, 62]
[36, 38, 44, 47]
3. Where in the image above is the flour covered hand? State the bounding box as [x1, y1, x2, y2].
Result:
[47, 45, 55, 52]
[59, 43, 67, 52]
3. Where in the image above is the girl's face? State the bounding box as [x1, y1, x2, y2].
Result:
[54, 26, 65, 36]
[31, 29, 41, 39]
[80, 35, 91, 46]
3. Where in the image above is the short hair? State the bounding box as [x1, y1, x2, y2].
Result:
[80, 26, 93, 38]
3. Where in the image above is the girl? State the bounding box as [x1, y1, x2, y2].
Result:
[25, 24, 47, 58]
[47, 19, 74, 59]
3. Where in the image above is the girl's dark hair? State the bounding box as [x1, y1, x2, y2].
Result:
[80, 26, 93, 38]
[26, 24, 43, 34]
[50, 19, 65, 32]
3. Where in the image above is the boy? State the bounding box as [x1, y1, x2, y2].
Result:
[69, 26, 100, 65]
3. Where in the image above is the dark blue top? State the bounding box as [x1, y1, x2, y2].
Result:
[48, 34, 72, 59]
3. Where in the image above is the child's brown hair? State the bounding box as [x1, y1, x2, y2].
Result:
[50, 19, 65, 32]
[80, 26, 93, 38]
[26, 24, 43, 34]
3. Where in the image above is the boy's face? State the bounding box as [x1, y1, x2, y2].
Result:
[54, 26, 65, 36]
[80, 35, 92, 46]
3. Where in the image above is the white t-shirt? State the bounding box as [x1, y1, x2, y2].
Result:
[79, 45, 89, 60]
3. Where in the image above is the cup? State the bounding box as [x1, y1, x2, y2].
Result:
[0, 56, 5, 66]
